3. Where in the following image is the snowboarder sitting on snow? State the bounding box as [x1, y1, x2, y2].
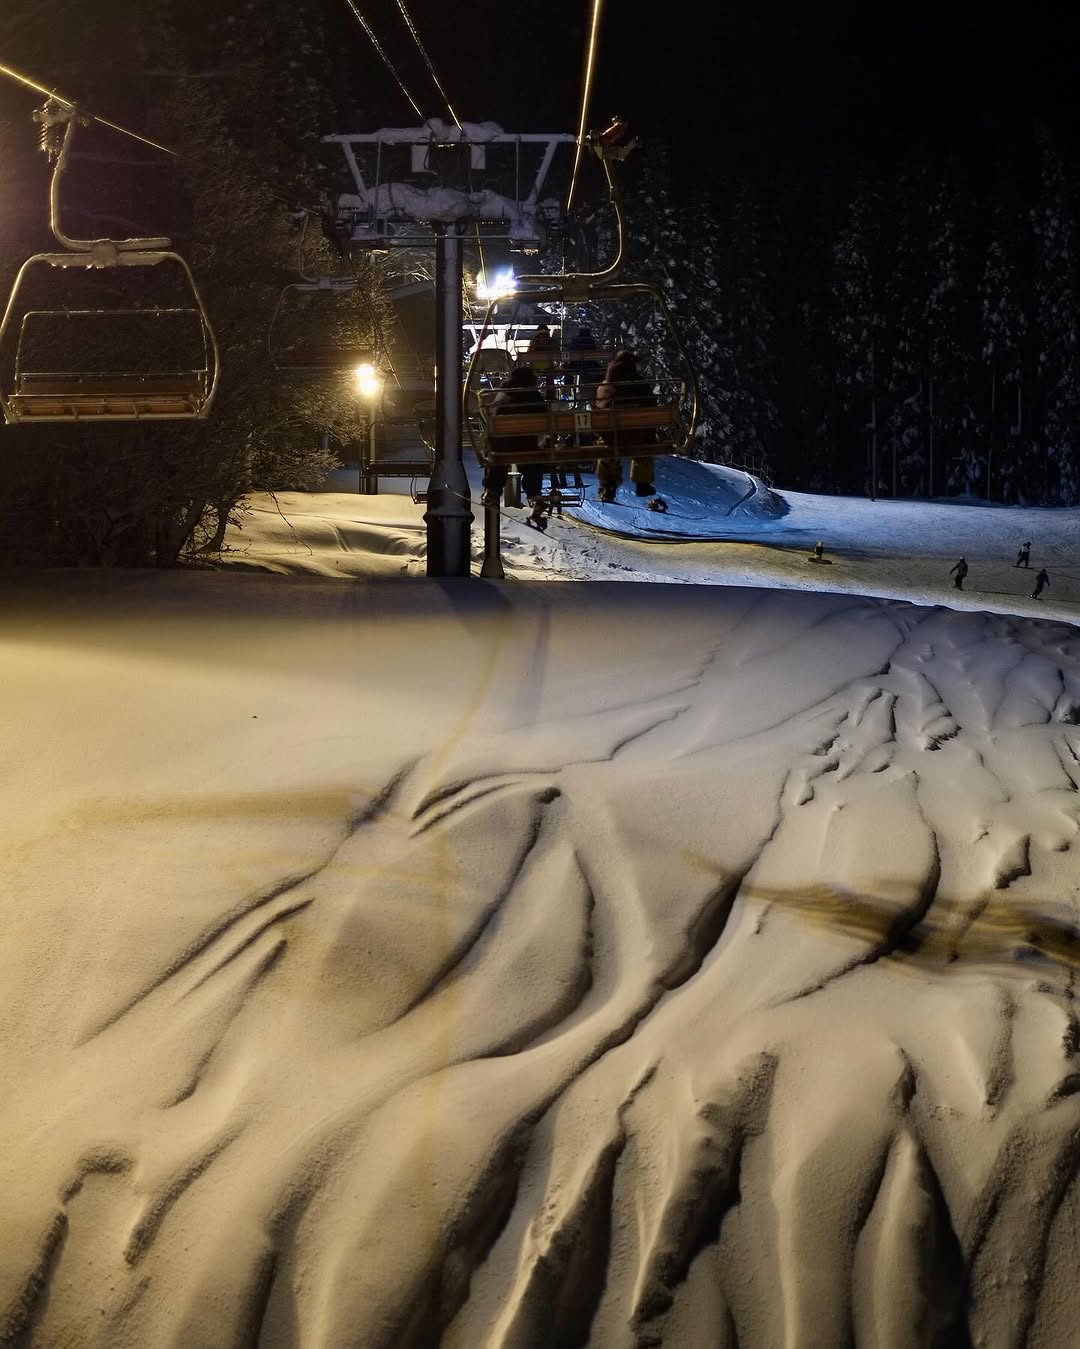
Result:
[950, 556, 969, 590]
[482, 366, 546, 506]
[1016, 541, 1032, 568]
[595, 350, 658, 503]
[1031, 567, 1050, 599]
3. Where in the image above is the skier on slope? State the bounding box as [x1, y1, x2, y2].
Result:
[1031, 568, 1050, 599]
[1015, 541, 1032, 568]
[950, 557, 969, 590]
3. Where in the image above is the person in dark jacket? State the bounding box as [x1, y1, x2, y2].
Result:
[1031, 567, 1050, 599]
[564, 325, 604, 389]
[594, 350, 658, 501]
[481, 366, 547, 505]
[1015, 541, 1032, 568]
[950, 556, 969, 590]
[526, 323, 559, 383]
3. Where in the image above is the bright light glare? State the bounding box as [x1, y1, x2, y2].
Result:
[476, 268, 517, 301]
[354, 363, 382, 398]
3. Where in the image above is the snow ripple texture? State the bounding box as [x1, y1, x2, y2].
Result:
[5, 578, 1080, 1348]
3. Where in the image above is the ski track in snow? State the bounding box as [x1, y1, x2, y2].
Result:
[6, 571, 1080, 1346]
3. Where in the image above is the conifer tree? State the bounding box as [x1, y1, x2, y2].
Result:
[978, 209, 1027, 501]
[1030, 127, 1080, 503]
[881, 173, 928, 495]
[830, 188, 882, 494]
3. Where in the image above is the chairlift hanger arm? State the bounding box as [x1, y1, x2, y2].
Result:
[518, 147, 625, 288]
[44, 115, 172, 255]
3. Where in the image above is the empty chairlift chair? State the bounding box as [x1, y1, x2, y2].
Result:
[267, 219, 373, 375]
[0, 102, 219, 425]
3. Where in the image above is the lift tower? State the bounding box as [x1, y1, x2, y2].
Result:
[325, 120, 574, 577]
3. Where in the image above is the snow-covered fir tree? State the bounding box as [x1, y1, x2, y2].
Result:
[682, 193, 735, 462]
[922, 181, 976, 499]
[830, 189, 882, 494]
[610, 143, 687, 385]
[1030, 127, 1080, 503]
[881, 174, 928, 495]
[977, 208, 1028, 501]
[710, 188, 779, 477]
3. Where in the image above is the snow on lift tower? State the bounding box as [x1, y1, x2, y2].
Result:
[0, 99, 219, 424]
[323, 119, 576, 251]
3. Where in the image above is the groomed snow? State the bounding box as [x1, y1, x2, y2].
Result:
[5, 466, 1080, 1346]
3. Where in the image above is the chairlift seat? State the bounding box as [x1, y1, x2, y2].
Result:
[8, 370, 208, 421]
[471, 349, 514, 374]
[559, 349, 610, 365]
[480, 400, 681, 464]
[515, 350, 563, 368]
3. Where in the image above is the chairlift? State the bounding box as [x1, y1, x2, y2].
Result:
[268, 214, 376, 374]
[464, 345, 514, 415]
[464, 132, 698, 474]
[0, 102, 219, 425]
[467, 286, 694, 471]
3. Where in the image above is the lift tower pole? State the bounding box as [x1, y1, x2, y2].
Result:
[425, 222, 472, 577]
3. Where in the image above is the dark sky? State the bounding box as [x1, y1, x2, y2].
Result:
[341, 2, 1080, 182]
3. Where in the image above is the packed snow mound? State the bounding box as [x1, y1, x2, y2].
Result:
[567, 456, 786, 536]
[6, 573, 1080, 1345]
[222, 490, 426, 577]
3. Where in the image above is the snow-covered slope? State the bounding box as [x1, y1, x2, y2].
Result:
[226, 459, 1080, 623]
[5, 554, 1080, 1345]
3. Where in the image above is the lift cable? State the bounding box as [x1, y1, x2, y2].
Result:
[0, 59, 177, 156]
[393, 0, 462, 130]
[342, 0, 426, 121]
[565, 0, 605, 211]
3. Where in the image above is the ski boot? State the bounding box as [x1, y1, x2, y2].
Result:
[524, 496, 550, 531]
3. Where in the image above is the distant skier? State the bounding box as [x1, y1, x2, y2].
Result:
[950, 556, 968, 590]
[1015, 541, 1032, 568]
[1031, 568, 1050, 599]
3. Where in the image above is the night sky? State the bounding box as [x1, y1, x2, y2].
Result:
[340, 2, 1080, 184]
[2, 3, 1077, 192]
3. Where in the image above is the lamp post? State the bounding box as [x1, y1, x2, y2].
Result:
[354, 362, 382, 494]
